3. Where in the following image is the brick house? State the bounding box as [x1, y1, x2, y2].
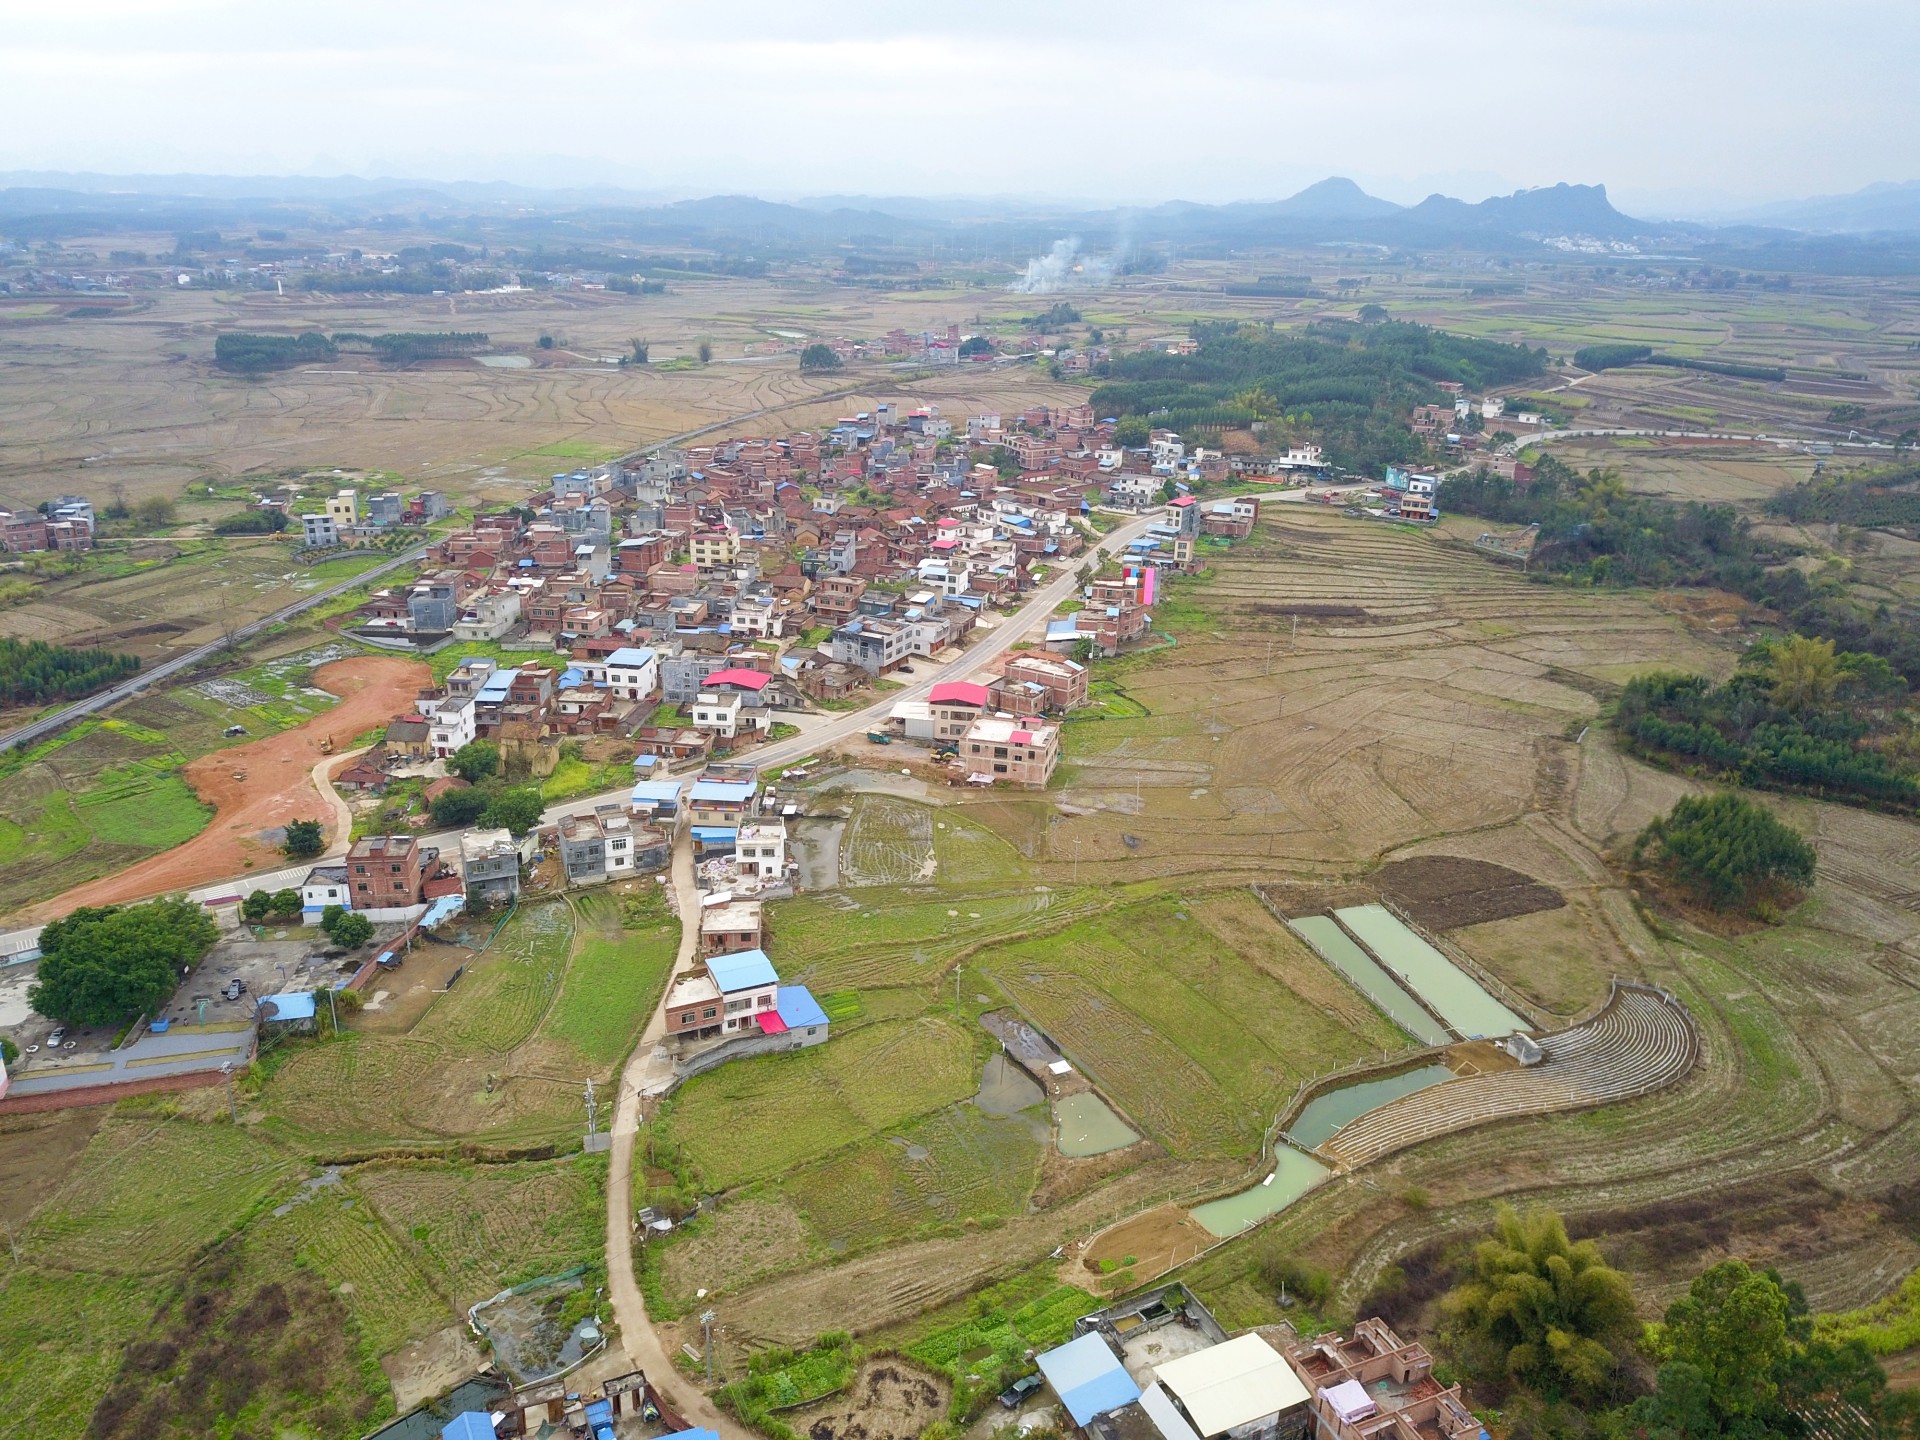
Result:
[961, 716, 1060, 787]
[346, 835, 431, 908]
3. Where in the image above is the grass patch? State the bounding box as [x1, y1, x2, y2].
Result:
[881, 1270, 1096, 1421]
[544, 888, 679, 1068]
[661, 1016, 977, 1190]
[0, 1268, 169, 1437]
[415, 899, 574, 1056]
[267, 1180, 453, 1357]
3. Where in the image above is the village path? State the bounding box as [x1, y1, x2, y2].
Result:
[602, 818, 747, 1437]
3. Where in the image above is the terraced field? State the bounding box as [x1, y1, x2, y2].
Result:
[266, 1181, 454, 1357]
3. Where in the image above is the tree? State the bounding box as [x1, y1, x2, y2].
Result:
[241, 890, 272, 922]
[1441, 1204, 1636, 1399]
[283, 818, 325, 859]
[132, 495, 177, 527]
[482, 786, 545, 836]
[1767, 634, 1839, 714]
[537, 333, 555, 350]
[1357, 303, 1389, 324]
[448, 740, 499, 784]
[1649, 1261, 1794, 1425]
[324, 911, 374, 950]
[320, 903, 345, 933]
[798, 343, 843, 374]
[430, 785, 491, 828]
[2, 1037, 19, 1066]
[1633, 792, 1815, 914]
[958, 335, 994, 357]
[268, 888, 303, 919]
[29, 898, 219, 1026]
[1114, 416, 1150, 448]
[696, 338, 713, 363]
[628, 337, 649, 365]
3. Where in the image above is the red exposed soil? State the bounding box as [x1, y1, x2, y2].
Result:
[23, 656, 428, 923]
[0, 1068, 222, 1115]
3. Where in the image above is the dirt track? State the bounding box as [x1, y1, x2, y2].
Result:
[21, 656, 427, 922]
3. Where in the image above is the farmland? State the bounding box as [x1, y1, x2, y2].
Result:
[264, 892, 665, 1153]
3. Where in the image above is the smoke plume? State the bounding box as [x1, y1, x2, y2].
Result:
[1009, 236, 1117, 294]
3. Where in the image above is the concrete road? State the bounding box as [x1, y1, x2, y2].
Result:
[4, 1023, 252, 1098]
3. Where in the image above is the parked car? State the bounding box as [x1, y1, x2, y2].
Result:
[224, 979, 248, 1002]
[998, 1374, 1043, 1408]
[46, 1027, 67, 1049]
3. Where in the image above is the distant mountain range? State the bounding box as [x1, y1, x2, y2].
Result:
[2, 171, 1919, 267]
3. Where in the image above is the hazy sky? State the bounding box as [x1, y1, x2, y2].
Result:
[2, 0, 1914, 213]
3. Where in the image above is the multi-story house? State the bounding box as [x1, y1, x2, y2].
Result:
[459, 828, 522, 904]
[604, 646, 660, 703]
[346, 835, 431, 908]
[960, 715, 1060, 787]
[829, 617, 914, 675]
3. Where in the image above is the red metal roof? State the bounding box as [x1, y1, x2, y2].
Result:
[704, 668, 771, 690]
[754, 1010, 788, 1035]
[929, 681, 990, 707]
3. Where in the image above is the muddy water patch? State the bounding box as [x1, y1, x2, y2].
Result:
[1055, 1091, 1139, 1157]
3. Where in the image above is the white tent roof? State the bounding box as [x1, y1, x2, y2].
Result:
[1152, 1334, 1309, 1438]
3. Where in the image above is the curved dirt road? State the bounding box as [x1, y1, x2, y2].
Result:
[602, 823, 750, 1439]
[19, 655, 426, 923]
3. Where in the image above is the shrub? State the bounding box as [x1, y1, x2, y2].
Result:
[282, 818, 325, 858]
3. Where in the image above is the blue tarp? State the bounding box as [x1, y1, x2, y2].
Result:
[691, 826, 738, 847]
[708, 948, 778, 992]
[421, 894, 465, 929]
[1037, 1332, 1139, 1426]
[667, 1430, 721, 1440]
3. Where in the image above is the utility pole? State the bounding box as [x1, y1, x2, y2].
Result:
[701, 1309, 716, 1384]
[584, 1078, 603, 1152]
[219, 1062, 238, 1122]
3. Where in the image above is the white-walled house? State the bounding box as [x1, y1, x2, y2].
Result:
[735, 820, 788, 881]
[605, 646, 660, 703]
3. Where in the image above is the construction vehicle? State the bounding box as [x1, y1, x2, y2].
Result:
[318, 734, 335, 755]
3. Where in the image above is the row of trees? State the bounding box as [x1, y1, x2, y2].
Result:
[1414, 1206, 1919, 1437]
[0, 637, 140, 707]
[1615, 639, 1918, 810]
[213, 331, 336, 373]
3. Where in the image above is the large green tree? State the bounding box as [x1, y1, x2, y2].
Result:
[29, 898, 219, 1026]
[1633, 792, 1816, 914]
[1442, 1205, 1637, 1399]
[448, 740, 499, 783]
[482, 786, 545, 836]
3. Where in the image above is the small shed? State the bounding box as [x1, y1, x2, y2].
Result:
[1037, 1331, 1141, 1428]
[439, 1412, 498, 1440]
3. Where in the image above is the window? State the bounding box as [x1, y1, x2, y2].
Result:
[702, 1007, 718, 1020]
[759, 994, 774, 1008]
[354, 864, 367, 875]
[357, 882, 370, 893]
[995, 763, 1008, 774]
[680, 1011, 696, 1025]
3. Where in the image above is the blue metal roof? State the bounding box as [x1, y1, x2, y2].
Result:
[777, 985, 829, 1029]
[1047, 618, 1082, 638]
[441, 1415, 496, 1440]
[708, 948, 778, 992]
[607, 646, 657, 667]
[692, 826, 738, 845]
[689, 779, 757, 803]
[667, 1430, 720, 1440]
[476, 669, 519, 699]
[631, 780, 682, 805]
[1037, 1332, 1138, 1426]
[261, 991, 317, 1022]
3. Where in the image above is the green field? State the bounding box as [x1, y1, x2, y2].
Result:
[414, 899, 575, 1056]
[768, 883, 1106, 992]
[977, 892, 1411, 1158]
[545, 889, 679, 1067]
[0, 1268, 169, 1437]
[267, 1180, 453, 1356]
[661, 1016, 978, 1190]
[785, 1101, 1043, 1252]
[355, 1154, 607, 1308]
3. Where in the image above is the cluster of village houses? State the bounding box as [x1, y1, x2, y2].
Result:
[438, 1282, 1483, 1440]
